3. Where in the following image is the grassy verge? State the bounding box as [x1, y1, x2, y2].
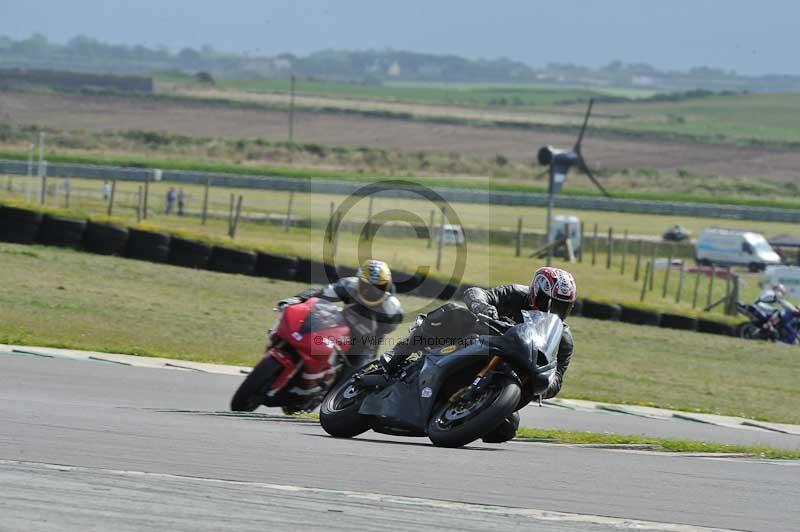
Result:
[0, 244, 796, 423]
[0, 194, 762, 318]
[515, 427, 800, 458]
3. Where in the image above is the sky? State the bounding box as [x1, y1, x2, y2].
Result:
[1, 0, 798, 76]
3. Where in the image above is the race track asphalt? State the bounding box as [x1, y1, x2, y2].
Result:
[1, 355, 798, 532]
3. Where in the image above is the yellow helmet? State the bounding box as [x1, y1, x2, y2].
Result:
[356, 259, 392, 306]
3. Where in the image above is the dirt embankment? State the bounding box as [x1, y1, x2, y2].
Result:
[1, 91, 798, 182]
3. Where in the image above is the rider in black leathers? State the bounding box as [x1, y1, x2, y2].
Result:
[462, 284, 574, 402]
[463, 267, 577, 443]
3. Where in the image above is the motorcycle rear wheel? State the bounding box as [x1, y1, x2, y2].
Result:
[230, 356, 284, 412]
[320, 367, 374, 438]
[428, 377, 521, 448]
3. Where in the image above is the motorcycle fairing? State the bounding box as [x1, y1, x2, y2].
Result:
[479, 310, 562, 395]
[358, 341, 492, 435]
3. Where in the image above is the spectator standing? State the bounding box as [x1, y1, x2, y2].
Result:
[177, 188, 185, 216]
[166, 187, 177, 215]
[102, 180, 111, 200]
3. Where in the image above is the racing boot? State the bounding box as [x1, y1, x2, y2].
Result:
[481, 412, 520, 443]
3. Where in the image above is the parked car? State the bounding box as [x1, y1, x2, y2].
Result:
[663, 224, 690, 242]
[437, 224, 465, 245]
[695, 228, 781, 271]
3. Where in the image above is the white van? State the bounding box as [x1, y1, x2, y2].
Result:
[695, 228, 781, 271]
[548, 215, 582, 254]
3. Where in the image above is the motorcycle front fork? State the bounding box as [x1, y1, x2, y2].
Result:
[454, 355, 502, 403]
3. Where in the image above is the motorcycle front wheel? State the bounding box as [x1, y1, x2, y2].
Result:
[427, 377, 521, 448]
[230, 356, 283, 412]
[738, 323, 763, 341]
[319, 364, 376, 438]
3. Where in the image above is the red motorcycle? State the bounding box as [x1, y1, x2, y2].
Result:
[230, 297, 360, 413]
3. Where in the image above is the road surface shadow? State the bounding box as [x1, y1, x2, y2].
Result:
[306, 433, 504, 451]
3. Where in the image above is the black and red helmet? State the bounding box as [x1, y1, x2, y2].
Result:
[530, 267, 577, 320]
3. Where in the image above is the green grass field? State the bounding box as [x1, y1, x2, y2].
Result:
[0, 186, 760, 319]
[1, 243, 796, 424]
[0, 190, 761, 319]
[4, 145, 800, 209]
[155, 73, 800, 147]
[155, 71, 650, 108]
[7, 174, 800, 239]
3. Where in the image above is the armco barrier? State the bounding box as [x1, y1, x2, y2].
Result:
[0, 203, 741, 337]
[3, 159, 800, 223]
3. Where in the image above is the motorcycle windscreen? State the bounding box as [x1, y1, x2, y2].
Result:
[299, 300, 348, 334]
[520, 310, 563, 364]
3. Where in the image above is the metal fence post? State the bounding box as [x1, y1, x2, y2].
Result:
[675, 261, 685, 303]
[436, 207, 445, 271]
[620, 229, 628, 275]
[201, 178, 211, 225]
[706, 266, 716, 309]
[107, 180, 116, 216]
[634, 240, 643, 282]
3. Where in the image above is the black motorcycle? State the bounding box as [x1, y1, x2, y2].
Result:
[736, 301, 777, 341]
[319, 307, 562, 448]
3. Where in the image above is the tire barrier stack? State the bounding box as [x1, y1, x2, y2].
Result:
[0, 206, 42, 244]
[167, 238, 212, 269]
[83, 222, 129, 256]
[38, 215, 87, 249]
[581, 300, 623, 321]
[0, 204, 741, 338]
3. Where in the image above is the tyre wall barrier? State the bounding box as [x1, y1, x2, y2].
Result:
[660, 313, 698, 331]
[126, 229, 171, 263]
[620, 305, 662, 327]
[38, 215, 87, 249]
[208, 246, 257, 275]
[696, 318, 735, 337]
[168, 237, 212, 269]
[254, 252, 297, 281]
[581, 300, 622, 321]
[83, 222, 129, 256]
[294, 257, 332, 285]
[0, 206, 43, 244]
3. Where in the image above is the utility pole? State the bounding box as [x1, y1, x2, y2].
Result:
[37, 132, 47, 205]
[26, 143, 34, 202]
[288, 74, 296, 143]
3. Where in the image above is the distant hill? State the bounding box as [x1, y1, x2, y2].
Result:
[3, 33, 800, 92]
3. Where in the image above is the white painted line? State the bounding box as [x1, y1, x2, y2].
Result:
[0, 459, 738, 532]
